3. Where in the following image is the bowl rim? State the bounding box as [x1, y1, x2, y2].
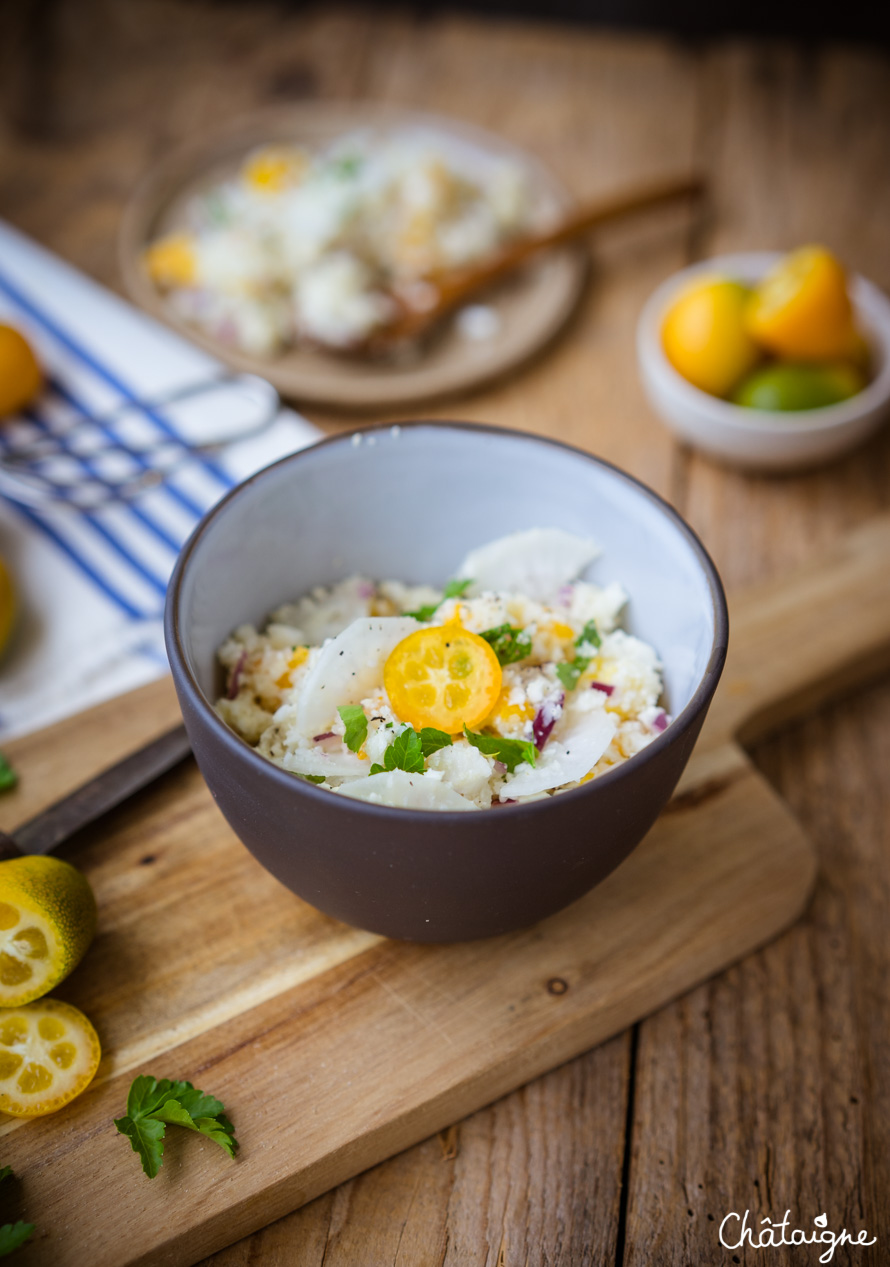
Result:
[637, 250, 890, 436]
[165, 420, 729, 821]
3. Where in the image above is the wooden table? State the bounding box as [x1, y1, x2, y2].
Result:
[1, 4, 889, 1263]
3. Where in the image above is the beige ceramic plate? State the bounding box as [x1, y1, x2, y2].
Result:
[120, 104, 586, 411]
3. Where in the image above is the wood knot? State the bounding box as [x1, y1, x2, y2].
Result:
[546, 977, 568, 995]
[438, 1125, 459, 1160]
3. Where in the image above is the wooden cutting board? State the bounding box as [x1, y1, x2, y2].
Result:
[2, 514, 889, 1267]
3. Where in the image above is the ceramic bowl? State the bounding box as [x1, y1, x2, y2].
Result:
[165, 422, 728, 942]
[637, 252, 890, 472]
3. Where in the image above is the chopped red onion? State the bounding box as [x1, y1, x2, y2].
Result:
[226, 650, 248, 700]
[533, 691, 565, 750]
[357, 581, 375, 599]
[589, 681, 615, 696]
[215, 316, 238, 346]
[494, 798, 516, 806]
[557, 584, 574, 609]
[493, 760, 507, 776]
[313, 731, 336, 742]
[652, 710, 669, 733]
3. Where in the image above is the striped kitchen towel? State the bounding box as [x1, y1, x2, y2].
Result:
[0, 219, 320, 740]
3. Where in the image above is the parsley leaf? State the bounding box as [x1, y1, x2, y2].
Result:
[0, 753, 16, 794]
[369, 726, 450, 775]
[380, 727, 425, 774]
[338, 705, 368, 753]
[404, 578, 471, 621]
[296, 773, 326, 785]
[0, 1166, 34, 1257]
[403, 601, 439, 622]
[479, 623, 532, 666]
[331, 154, 362, 179]
[555, 619, 602, 691]
[463, 727, 536, 774]
[577, 620, 602, 653]
[419, 728, 453, 758]
[114, 1075, 237, 1179]
[555, 660, 586, 691]
[0, 1223, 34, 1257]
[443, 578, 472, 600]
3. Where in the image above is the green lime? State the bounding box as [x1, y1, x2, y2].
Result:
[732, 362, 866, 412]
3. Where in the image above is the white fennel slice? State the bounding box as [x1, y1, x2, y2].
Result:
[333, 770, 477, 811]
[294, 616, 418, 739]
[501, 708, 617, 800]
[457, 528, 600, 601]
[279, 749, 367, 778]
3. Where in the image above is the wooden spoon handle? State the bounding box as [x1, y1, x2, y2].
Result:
[430, 172, 705, 314]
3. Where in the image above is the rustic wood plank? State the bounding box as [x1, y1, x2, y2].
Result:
[625, 693, 889, 1267]
[207, 1039, 630, 1267]
[0, 0, 376, 292]
[4, 7, 889, 1266]
[700, 512, 890, 749]
[624, 39, 890, 1266]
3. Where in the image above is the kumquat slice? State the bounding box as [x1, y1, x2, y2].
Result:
[0, 999, 101, 1118]
[384, 624, 502, 733]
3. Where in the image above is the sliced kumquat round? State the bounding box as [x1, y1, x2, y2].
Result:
[144, 233, 197, 289]
[242, 146, 307, 195]
[0, 999, 101, 1117]
[384, 625, 502, 733]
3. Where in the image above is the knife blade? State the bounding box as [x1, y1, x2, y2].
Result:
[0, 724, 192, 861]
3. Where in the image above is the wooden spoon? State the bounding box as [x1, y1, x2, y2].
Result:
[359, 172, 705, 353]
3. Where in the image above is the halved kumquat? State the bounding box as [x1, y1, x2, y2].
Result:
[0, 855, 97, 1006]
[745, 245, 856, 361]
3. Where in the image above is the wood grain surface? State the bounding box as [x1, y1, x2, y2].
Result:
[11, 508, 890, 1261]
[1, 4, 889, 1265]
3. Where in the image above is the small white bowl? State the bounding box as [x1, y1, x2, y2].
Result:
[637, 252, 890, 472]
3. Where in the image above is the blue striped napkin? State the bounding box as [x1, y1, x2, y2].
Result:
[0, 220, 319, 740]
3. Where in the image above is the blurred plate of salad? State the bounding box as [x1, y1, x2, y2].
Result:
[121, 104, 586, 410]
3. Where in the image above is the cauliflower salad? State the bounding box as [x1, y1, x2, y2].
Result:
[215, 529, 670, 812]
[145, 128, 535, 356]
